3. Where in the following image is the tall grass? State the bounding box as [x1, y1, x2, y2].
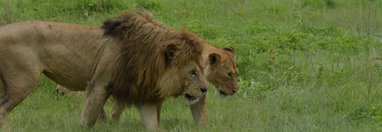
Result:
[1, 0, 382, 131]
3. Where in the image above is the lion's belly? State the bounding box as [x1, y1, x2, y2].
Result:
[43, 70, 87, 91]
[39, 44, 100, 91]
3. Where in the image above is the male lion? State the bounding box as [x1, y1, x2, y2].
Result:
[0, 10, 208, 130]
[109, 43, 239, 125]
[56, 13, 239, 126]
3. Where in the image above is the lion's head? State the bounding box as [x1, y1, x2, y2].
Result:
[156, 30, 209, 105]
[103, 11, 208, 105]
[206, 46, 238, 97]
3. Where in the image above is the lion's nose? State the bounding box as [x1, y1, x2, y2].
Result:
[201, 87, 207, 93]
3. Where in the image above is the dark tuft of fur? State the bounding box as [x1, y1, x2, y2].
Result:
[102, 19, 123, 37]
[223, 46, 235, 52]
[101, 10, 166, 39]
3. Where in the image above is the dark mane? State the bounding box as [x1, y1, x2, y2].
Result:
[105, 11, 204, 105]
[102, 11, 167, 38]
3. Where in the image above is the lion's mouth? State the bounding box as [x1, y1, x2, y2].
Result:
[219, 91, 228, 99]
[184, 93, 203, 105]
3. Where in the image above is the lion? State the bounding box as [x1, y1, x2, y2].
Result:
[55, 23, 239, 126]
[55, 11, 239, 125]
[55, 43, 239, 125]
[56, 44, 238, 125]
[0, 10, 209, 130]
[187, 43, 238, 124]
[109, 43, 239, 125]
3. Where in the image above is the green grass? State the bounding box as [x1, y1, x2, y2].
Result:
[1, 0, 382, 131]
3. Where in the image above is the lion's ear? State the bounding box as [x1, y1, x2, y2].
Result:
[102, 19, 124, 36]
[223, 45, 235, 53]
[165, 44, 178, 63]
[208, 53, 221, 65]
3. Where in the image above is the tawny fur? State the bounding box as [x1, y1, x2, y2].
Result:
[104, 11, 205, 105]
[56, 39, 239, 125]
[55, 11, 240, 126]
[0, 10, 208, 130]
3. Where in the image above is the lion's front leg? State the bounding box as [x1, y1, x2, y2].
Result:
[80, 81, 110, 128]
[111, 101, 125, 123]
[156, 102, 163, 124]
[189, 93, 207, 125]
[137, 103, 160, 131]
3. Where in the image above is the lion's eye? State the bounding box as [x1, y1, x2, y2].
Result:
[227, 72, 233, 78]
[190, 69, 197, 77]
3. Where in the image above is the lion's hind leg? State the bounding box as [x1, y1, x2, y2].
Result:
[0, 71, 41, 127]
[0, 77, 7, 106]
[0, 77, 8, 129]
[0, 74, 40, 128]
[0, 56, 42, 128]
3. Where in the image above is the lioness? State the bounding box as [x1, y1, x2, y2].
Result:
[187, 44, 238, 124]
[0, 10, 208, 130]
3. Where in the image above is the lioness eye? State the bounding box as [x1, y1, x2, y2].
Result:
[190, 69, 197, 77]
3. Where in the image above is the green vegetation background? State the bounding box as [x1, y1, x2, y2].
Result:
[1, 0, 382, 131]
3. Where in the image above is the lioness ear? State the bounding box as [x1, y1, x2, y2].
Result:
[223, 45, 235, 53]
[102, 19, 123, 36]
[208, 53, 221, 65]
[165, 44, 178, 63]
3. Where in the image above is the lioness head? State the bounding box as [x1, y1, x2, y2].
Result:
[158, 31, 208, 105]
[206, 46, 238, 98]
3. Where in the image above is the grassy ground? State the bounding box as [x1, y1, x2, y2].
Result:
[1, 0, 382, 131]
